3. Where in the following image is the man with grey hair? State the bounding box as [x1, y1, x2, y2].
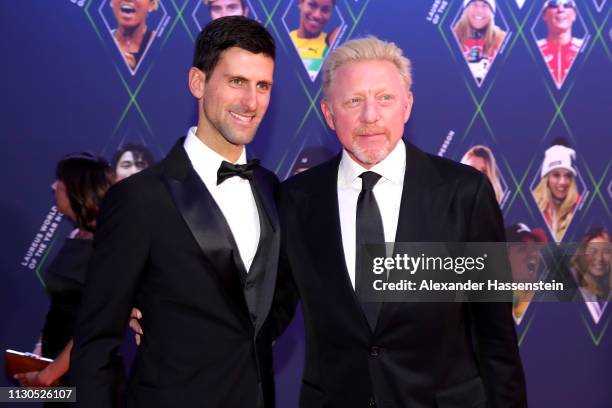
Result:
[271, 36, 527, 407]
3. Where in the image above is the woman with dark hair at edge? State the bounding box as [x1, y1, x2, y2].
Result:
[14, 153, 123, 406]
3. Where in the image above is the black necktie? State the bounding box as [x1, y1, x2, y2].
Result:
[356, 171, 384, 331]
[217, 159, 260, 185]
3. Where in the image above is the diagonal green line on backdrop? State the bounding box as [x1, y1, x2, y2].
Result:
[296, 73, 325, 129]
[581, 314, 610, 346]
[503, 1, 537, 61]
[437, 0, 459, 62]
[113, 65, 154, 134]
[580, 160, 612, 217]
[583, 7, 611, 61]
[34, 233, 62, 289]
[274, 71, 324, 173]
[461, 77, 496, 142]
[517, 312, 536, 346]
[84, 0, 106, 45]
[542, 81, 575, 142]
[342, 0, 357, 22]
[344, 0, 371, 40]
[502, 157, 536, 219]
[163, 0, 194, 46]
[258, 0, 288, 53]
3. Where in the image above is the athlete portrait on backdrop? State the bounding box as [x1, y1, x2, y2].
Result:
[453, 0, 507, 85]
[109, 0, 160, 73]
[289, 0, 343, 80]
[570, 227, 611, 324]
[536, 0, 585, 88]
[461, 144, 505, 205]
[505, 223, 548, 324]
[70, 16, 282, 408]
[532, 139, 581, 242]
[290, 145, 335, 175]
[111, 143, 156, 182]
[204, 0, 249, 20]
[193, 0, 251, 30]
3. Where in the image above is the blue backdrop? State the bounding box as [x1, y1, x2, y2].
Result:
[1, 1, 610, 407]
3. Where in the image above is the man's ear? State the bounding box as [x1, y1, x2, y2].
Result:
[188, 67, 206, 99]
[403, 91, 414, 124]
[321, 99, 336, 130]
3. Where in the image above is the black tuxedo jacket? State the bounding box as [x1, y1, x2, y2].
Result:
[71, 139, 280, 408]
[274, 140, 527, 408]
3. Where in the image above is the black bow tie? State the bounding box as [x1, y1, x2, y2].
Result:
[217, 159, 259, 185]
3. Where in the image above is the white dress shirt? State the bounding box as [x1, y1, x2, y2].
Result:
[338, 140, 406, 289]
[183, 127, 260, 271]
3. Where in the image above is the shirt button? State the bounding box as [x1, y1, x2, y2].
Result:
[370, 346, 380, 357]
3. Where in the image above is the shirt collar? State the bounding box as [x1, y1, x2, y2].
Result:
[183, 126, 247, 185]
[338, 139, 406, 187]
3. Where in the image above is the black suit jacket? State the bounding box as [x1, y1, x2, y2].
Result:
[71, 139, 281, 408]
[274, 140, 527, 408]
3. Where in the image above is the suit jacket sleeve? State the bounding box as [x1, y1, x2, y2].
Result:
[466, 174, 528, 408]
[70, 182, 151, 407]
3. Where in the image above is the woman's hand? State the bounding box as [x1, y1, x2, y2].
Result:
[14, 370, 57, 387]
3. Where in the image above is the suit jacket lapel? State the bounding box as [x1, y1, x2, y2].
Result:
[301, 157, 374, 334]
[376, 140, 453, 331]
[250, 167, 280, 334]
[162, 139, 252, 330]
[252, 168, 279, 232]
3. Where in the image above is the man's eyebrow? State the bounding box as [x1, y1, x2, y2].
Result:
[225, 74, 249, 81]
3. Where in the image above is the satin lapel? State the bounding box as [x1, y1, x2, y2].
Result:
[301, 158, 373, 334]
[162, 142, 251, 329]
[252, 167, 279, 231]
[376, 141, 452, 332]
[250, 168, 280, 334]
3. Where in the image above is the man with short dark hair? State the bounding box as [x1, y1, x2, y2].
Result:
[71, 16, 279, 408]
[204, 0, 249, 20]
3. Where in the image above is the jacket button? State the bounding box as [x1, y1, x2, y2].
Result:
[369, 397, 376, 407]
[370, 346, 380, 356]
[245, 281, 255, 290]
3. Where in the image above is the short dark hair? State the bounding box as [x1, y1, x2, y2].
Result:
[192, 16, 275, 79]
[111, 143, 155, 173]
[55, 153, 114, 233]
[205, 0, 247, 9]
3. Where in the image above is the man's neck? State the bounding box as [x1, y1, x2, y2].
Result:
[547, 31, 572, 47]
[195, 125, 244, 163]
